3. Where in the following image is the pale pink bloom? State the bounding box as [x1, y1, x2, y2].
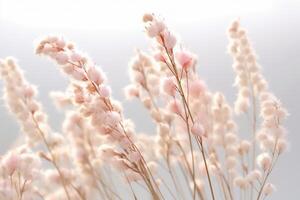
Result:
[23, 85, 37, 98]
[150, 109, 162, 122]
[50, 91, 72, 108]
[240, 87, 250, 98]
[239, 140, 251, 154]
[56, 39, 66, 49]
[124, 84, 139, 99]
[167, 99, 182, 115]
[132, 71, 145, 85]
[71, 68, 86, 81]
[27, 101, 40, 113]
[142, 98, 152, 109]
[74, 91, 85, 104]
[247, 170, 262, 182]
[276, 107, 288, 119]
[162, 77, 176, 96]
[104, 111, 121, 126]
[87, 66, 105, 85]
[175, 50, 194, 70]
[225, 147, 238, 158]
[74, 148, 87, 162]
[260, 137, 275, 150]
[189, 80, 206, 98]
[153, 51, 165, 62]
[145, 20, 166, 38]
[272, 126, 286, 138]
[62, 64, 74, 74]
[263, 183, 276, 196]
[276, 139, 288, 154]
[162, 30, 177, 50]
[261, 106, 275, 118]
[260, 92, 274, 102]
[55, 52, 69, 65]
[70, 52, 83, 62]
[232, 63, 244, 72]
[191, 122, 205, 137]
[47, 36, 59, 43]
[224, 133, 238, 144]
[225, 156, 237, 169]
[2, 153, 20, 175]
[67, 42, 75, 50]
[44, 169, 61, 185]
[99, 85, 111, 98]
[158, 123, 170, 137]
[257, 153, 271, 171]
[234, 97, 249, 114]
[0, 58, 52, 145]
[256, 130, 268, 141]
[234, 176, 248, 189]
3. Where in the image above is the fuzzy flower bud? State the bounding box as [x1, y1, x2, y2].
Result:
[191, 123, 205, 137]
[175, 50, 195, 71]
[162, 77, 176, 96]
[257, 153, 271, 171]
[263, 183, 276, 196]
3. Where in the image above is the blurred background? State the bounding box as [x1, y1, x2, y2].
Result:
[0, 0, 299, 199]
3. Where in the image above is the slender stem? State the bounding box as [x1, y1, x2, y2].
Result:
[35, 125, 71, 200]
[140, 64, 159, 111]
[73, 61, 163, 199]
[160, 34, 216, 200]
[166, 151, 185, 200]
[256, 155, 278, 200]
[198, 138, 216, 200]
[160, 36, 197, 200]
[256, 143, 280, 200]
[24, 103, 72, 200]
[18, 179, 28, 200]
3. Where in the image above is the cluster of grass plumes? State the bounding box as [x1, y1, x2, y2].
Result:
[0, 14, 288, 200]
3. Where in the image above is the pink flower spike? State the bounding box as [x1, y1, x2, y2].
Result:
[87, 66, 105, 85]
[56, 39, 66, 49]
[189, 80, 206, 98]
[3, 153, 20, 175]
[99, 85, 111, 98]
[162, 31, 177, 50]
[153, 51, 165, 62]
[175, 50, 194, 71]
[55, 52, 69, 65]
[145, 20, 166, 38]
[168, 99, 181, 115]
[71, 68, 87, 81]
[23, 85, 37, 98]
[191, 123, 205, 137]
[162, 77, 176, 96]
[70, 52, 82, 62]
